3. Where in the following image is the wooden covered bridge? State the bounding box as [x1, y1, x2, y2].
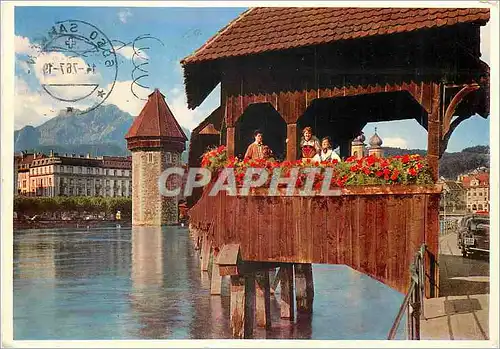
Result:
[182, 7, 490, 338]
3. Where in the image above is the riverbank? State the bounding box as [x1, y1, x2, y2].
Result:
[13, 219, 131, 230]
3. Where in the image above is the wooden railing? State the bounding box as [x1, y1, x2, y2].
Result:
[387, 244, 426, 340]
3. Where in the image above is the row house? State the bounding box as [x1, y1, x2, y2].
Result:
[17, 151, 133, 198]
[459, 170, 489, 213]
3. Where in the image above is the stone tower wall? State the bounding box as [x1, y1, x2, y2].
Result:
[132, 149, 181, 226]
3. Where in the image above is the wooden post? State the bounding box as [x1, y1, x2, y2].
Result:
[426, 83, 442, 298]
[279, 264, 294, 320]
[255, 271, 271, 328]
[227, 127, 235, 157]
[427, 82, 442, 182]
[230, 274, 255, 338]
[286, 124, 297, 161]
[200, 235, 211, 271]
[338, 138, 352, 159]
[294, 263, 314, 314]
[244, 274, 256, 338]
[210, 249, 222, 295]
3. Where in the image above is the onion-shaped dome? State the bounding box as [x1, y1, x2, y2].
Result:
[369, 128, 383, 147]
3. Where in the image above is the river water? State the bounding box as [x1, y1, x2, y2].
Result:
[13, 226, 406, 340]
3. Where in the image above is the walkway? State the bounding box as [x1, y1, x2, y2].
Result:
[420, 232, 489, 340]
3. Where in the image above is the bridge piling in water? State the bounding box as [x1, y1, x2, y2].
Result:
[210, 248, 222, 295]
[295, 263, 314, 314]
[279, 264, 295, 320]
[255, 271, 272, 328]
[230, 274, 256, 338]
[200, 234, 211, 271]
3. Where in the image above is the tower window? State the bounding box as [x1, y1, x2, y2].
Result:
[166, 152, 172, 163]
[148, 153, 153, 163]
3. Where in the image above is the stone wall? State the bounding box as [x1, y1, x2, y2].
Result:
[132, 149, 180, 226]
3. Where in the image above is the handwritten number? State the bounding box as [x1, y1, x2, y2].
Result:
[60, 63, 65, 74]
[105, 60, 114, 67]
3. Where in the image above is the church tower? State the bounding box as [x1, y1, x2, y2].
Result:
[125, 89, 188, 226]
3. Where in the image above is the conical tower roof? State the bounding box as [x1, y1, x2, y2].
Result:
[125, 89, 188, 141]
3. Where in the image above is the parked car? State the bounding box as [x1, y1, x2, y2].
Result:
[457, 214, 490, 257]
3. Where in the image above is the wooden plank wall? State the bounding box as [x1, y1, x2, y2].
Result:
[188, 187, 441, 295]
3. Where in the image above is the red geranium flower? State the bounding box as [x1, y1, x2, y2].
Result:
[408, 167, 417, 176]
[390, 169, 400, 181]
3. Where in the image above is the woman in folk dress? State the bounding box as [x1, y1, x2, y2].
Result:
[300, 126, 320, 160]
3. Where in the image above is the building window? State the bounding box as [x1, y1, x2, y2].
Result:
[104, 169, 108, 176]
[22, 180, 26, 188]
[172, 153, 178, 164]
[70, 179, 74, 185]
[166, 152, 172, 163]
[49, 178, 52, 186]
[479, 192, 483, 196]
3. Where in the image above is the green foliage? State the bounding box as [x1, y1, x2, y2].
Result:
[383, 146, 489, 180]
[14, 196, 132, 218]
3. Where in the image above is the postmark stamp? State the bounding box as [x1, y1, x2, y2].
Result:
[36, 19, 118, 114]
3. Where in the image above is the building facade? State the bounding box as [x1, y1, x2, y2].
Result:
[439, 178, 466, 213]
[16, 151, 132, 198]
[458, 170, 489, 213]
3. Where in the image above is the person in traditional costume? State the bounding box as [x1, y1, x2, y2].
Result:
[313, 136, 341, 163]
[300, 126, 321, 160]
[244, 130, 268, 160]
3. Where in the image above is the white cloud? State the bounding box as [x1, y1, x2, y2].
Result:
[380, 137, 409, 149]
[118, 8, 132, 23]
[14, 76, 94, 129]
[103, 80, 150, 116]
[166, 84, 219, 131]
[15, 35, 40, 56]
[114, 45, 149, 60]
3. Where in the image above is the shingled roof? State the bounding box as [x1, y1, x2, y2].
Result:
[182, 7, 490, 64]
[125, 89, 188, 141]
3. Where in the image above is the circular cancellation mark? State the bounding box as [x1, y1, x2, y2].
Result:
[38, 20, 118, 115]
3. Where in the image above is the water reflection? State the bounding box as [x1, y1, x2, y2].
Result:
[13, 226, 404, 340]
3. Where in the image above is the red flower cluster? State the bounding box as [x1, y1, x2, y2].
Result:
[200, 147, 433, 189]
[201, 145, 227, 172]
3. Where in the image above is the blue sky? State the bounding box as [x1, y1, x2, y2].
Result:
[14, 6, 491, 152]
